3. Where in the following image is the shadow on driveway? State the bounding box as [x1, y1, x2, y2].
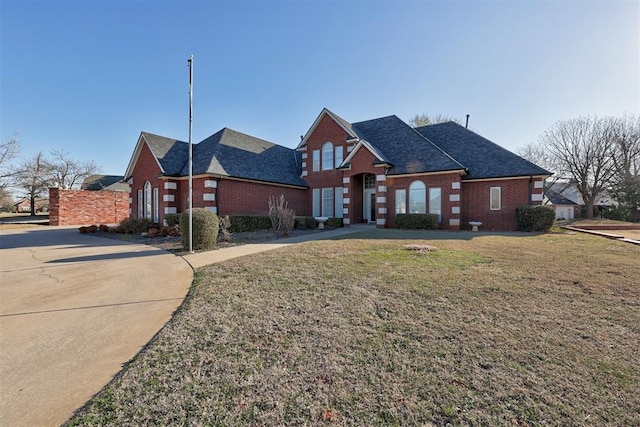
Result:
[45, 249, 171, 263]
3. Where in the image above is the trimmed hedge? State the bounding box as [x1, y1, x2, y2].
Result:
[227, 215, 272, 233]
[326, 217, 344, 228]
[516, 205, 555, 232]
[117, 218, 155, 234]
[294, 216, 318, 230]
[180, 209, 219, 250]
[396, 214, 439, 230]
[164, 213, 181, 227]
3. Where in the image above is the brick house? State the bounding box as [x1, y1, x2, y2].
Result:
[124, 108, 550, 231]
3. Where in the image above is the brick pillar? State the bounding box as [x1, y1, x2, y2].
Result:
[375, 173, 387, 228]
[49, 188, 60, 226]
[342, 176, 351, 226]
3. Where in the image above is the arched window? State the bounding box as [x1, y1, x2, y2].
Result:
[409, 180, 426, 213]
[144, 181, 152, 218]
[322, 142, 334, 170]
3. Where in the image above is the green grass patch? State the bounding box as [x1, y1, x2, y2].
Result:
[67, 234, 640, 426]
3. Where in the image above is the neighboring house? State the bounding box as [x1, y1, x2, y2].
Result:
[13, 197, 48, 213]
[124, 108, 551, 230]
[544, 190, 578, 219]
[81, 175, 130, 192]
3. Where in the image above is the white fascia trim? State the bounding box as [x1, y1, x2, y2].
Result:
[124, 133, 166, 179]
[341, 138, 386, 166]
[463, 175, 551, 183]
[297, 108, 357, 149]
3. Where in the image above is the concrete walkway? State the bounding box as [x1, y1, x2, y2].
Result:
[0, 226, 193, 427]
[182, 224, 371, 268]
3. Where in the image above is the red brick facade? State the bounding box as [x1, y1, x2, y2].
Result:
[217, 179, 307, 216]
[49, 188, 129, 226]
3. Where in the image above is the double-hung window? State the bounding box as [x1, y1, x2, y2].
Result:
[312, 150, 320, 172]
[409, 181, 426, 213]
[322, 188, 334, 217]
[490, 187, 501, 210]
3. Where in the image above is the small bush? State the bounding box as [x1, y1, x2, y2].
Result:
[164, 213, 181, 227]
[228, 215, 272, 233]
[219, 215, 232, 242]
[326, 217, 344, 228]
[99, 224, 109, 232]
[148, 228, 159, 238]
[117, 218, 155, 234]
[180, 209, 219, 250]
[396, 214, 439, 229]
[269, 195, 296, 237]
[516, 205, 555, 232]
[161, 225, 181, 237]
[295, 216, 317, 230]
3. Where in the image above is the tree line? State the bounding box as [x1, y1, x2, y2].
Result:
[0, 133, 101, 214]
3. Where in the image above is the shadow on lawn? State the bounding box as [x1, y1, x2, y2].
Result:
[333, 228, 543, 241]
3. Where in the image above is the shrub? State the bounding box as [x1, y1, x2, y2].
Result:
[180, 209, 219, 250]
[219, 215, 232, 242]
[268, 195, 296, 237]
[516, 205, 555, 232]
[326, 217, 344, 228]
[99, 224, 109, 232]
[601, 205, 635, 222]
[228, 215, 272, 233]
[117, 217, 155, 234]
[148, 228, 159, 238]
[161, 225, 181, 237]
[396, 214, 439, 229]
[295, 216, 317, 230]
[164, 213, 181, 227]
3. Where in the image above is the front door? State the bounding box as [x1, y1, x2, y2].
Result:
[364, 189, 376, 223]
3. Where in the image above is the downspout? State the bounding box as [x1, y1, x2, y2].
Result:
[528, 176, 533, 206]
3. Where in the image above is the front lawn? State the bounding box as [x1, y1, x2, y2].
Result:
[67, 231, 639, 426]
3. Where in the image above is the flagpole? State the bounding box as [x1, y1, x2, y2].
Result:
[188, 54, 194, 253]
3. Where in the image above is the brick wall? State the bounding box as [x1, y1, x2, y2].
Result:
[218, 179, 307, 216]
[49, 188, 129, 226]
[461, 178, 541, 231]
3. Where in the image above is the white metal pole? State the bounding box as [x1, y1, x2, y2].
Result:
[188, 54, 194, 253]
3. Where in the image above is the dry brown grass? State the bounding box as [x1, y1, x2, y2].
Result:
[67, 232, 640, 426]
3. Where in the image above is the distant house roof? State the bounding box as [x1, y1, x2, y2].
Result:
[545, 190, 578, 206]
[135, 129, 307, 188]
[414, 122, 551, 180]
[81, 175, 129, 191]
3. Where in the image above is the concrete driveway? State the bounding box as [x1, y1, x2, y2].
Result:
[0, 226, 193, 427]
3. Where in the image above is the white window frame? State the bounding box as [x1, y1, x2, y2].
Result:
[409, 180, 426, 213]
[395, 189, 406, 214]
[153, 188, 159, 223]
[490, 186, 501, 210]
[429, 187, 442, 222]
[312, 188, 320, 217]
[335, 187, 343, 218]
[335, 145, 343, 168]
[137, 189, 143, 218]
[322, 187, 334, 217]
[322, 142, 334, 170]
[144, 181, 152, 218]
[312, 150, 320, 172]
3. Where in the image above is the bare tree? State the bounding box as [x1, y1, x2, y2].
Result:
[408, 113, 462, 127]
[49, 149, 101, 189]
[610, 114, 640, 221]
[0, 133, 20, 184]
[12, 152, 53, 216]
[539, 116, 616, 218]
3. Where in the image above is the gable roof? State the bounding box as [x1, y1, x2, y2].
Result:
[545, 190, 578, 206]
[180, 128, 307, 187]
[297, 108, 358, 149]
[143, 132, 190, 176]
[81, 175, 129, 191]
[350, 115, 466, 175]
[415, 122, 551, 180]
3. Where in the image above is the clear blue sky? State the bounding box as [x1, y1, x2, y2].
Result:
[1, 0, 638, 176]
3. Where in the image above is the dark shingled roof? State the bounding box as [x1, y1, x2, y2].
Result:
[545, 190, 578, 206]
[351, 115, 465, 175]
[179, 128, 307, 187]
[415, 122, 551, 179]
[142, 132, 189, 176]
[81, 175, 128, 191]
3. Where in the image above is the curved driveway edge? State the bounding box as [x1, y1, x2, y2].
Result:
[0, 226, 193, 427]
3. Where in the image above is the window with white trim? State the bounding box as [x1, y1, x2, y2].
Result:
[322, 142, 334, 170]
[312, 188, 320, 217]
[322, 187, 334, 217]
[409, 180, 426, 213]
[335, 146, 343, 168]
[490, 186, 501, 210]
[144, 181, 152, 218]
[153, 188, 159, 223]
[335, 187, 343, 218]
[312, 150, 320, 172]
[137, 189, 143, 218]
[395, 189, 406, 214]
[429, 187, 442, 221]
